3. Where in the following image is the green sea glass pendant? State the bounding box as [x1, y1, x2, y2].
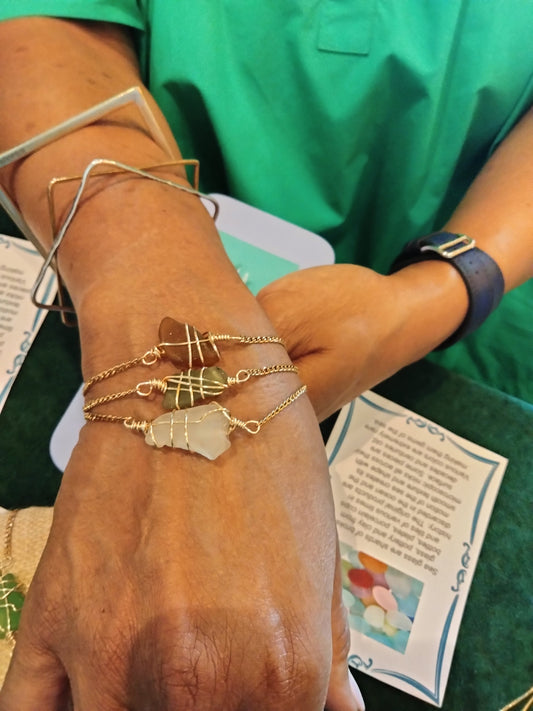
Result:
[162, 366, 229, 409]
[0, 573, 25, 639]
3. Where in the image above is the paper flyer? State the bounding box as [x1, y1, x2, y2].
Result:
[327, 391, 508, 706]
[0, 234, 56, 412]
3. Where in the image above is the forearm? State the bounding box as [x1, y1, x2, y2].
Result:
[0, 17, 177, 161]
[0, 18, 274, 378]
[387, 105, 533, 358]
[444, 106, 533, 289]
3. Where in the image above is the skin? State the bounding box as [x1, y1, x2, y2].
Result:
[0, 12, 532, 710]
[0, 18, 363, 711]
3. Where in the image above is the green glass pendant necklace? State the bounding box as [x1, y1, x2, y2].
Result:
[0, 511, 25, 643]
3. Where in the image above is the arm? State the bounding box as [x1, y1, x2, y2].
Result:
[0, 18, 363, 710]
[258, 107, 533, 420]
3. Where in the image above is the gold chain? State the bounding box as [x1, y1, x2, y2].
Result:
[83, 347, 164, 394]
[231, 364, 298, 384]
[84, 411, 132, 424]
[2, 510, 17, 569]
[500, 687, 533, 711]
[84, 387, 139, 411]
[230, 385, 307, 434]
[212, 333, 285, 345]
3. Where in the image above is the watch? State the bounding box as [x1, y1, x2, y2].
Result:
[389, 231, 505, 349]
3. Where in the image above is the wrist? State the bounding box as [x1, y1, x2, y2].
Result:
[76, 280, 276, 381]
[74, 317, 305, 475]
[39, 173, 270, 375]
[389, 231, 505, 349]
[387, 259, 469, 357]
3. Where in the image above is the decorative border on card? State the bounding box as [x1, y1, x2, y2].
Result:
[334, 394, 502, 705]
[0, 237, 57, 409]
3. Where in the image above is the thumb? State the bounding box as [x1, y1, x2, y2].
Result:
[0, 629, 69, 710]
[325, 542, 365, 711]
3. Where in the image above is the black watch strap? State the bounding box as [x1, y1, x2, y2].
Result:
[389, 232, 505, 349]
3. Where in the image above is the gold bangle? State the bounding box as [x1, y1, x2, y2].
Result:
[32, 158, 219, 326]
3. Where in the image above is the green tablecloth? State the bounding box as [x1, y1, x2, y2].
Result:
[1, 312, 532, 710]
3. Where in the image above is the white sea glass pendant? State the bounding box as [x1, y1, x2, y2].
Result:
[145, 403, 231, 460]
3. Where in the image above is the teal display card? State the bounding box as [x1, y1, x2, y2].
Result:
[219, 230, 299, 295]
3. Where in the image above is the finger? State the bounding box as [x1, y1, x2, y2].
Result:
[0, 636, 69, 711]
[325, 543, 365, 711]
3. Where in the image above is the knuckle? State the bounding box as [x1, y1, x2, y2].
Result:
[259, 612, 329, 705]
[59, 606, 331, 708]
[146, 611, 235, 707]
[148, 609, 328, 708]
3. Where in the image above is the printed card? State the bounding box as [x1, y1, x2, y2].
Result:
[0, 235, 56, 412]
[327, 391, 508, 706]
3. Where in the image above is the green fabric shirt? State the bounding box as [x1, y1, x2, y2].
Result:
[2, 0, 533, 402]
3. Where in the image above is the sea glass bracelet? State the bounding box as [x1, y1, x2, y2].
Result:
[84, 363, 299, 413]
[84, 385, 307, 460]
[84, 317, 286, 395]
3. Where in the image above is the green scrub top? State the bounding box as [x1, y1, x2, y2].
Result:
[1, 0, 533, 403]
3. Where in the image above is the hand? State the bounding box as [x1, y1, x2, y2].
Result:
[258, 263, 465, 421]
[257, 265, 404, 420]
[0, 385, 364, 710]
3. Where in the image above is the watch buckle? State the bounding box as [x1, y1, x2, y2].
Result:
[421, 234, 476, 259]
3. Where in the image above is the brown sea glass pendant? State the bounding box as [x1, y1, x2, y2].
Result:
[162, 366, 229, 409]
[158, 317, 220, 368]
